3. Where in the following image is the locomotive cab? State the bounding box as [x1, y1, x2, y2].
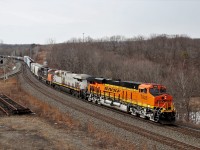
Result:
[150, 85, 175, 124]
[138, 84, 175, 124]
[149, 85, 174, 111]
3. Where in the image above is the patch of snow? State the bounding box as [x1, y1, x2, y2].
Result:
[190, 111, 200, 124]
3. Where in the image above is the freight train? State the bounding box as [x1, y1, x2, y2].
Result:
[22, 55, 175, 124]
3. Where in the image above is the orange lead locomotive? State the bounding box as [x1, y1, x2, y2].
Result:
[86, 77, 176, 124]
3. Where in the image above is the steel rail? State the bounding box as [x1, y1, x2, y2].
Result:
[0, 104, 9, 115]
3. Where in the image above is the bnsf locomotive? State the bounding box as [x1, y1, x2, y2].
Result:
[23, 56, 175, 124]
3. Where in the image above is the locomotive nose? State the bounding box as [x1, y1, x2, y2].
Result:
[161, 95, 167, 100]
[160, 94, 172, 101]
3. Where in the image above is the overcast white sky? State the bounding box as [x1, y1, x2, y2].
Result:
[0, 0, 199, 44]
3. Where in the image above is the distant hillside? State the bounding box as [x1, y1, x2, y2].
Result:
[0, 44, 31, 56]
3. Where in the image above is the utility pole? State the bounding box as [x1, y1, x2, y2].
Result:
[3, 56, 7, 82]
[29, 46, 32, 58]
[30, 44, 36, 58]
[83, 33, 84, 42]
[3, 66, 6, 81]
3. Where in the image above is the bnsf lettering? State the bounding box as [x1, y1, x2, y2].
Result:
[141, 95, 147, 100]
[105, 86, 120, 93]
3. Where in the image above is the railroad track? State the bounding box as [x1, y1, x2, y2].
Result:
[0, 61, 22, 80]
[100, 104, 200, 139]
[21, 64, 200, 150]
[0, 93, 32, 116]
[165, 124, 200, 139]
[102, 105, 200, 139]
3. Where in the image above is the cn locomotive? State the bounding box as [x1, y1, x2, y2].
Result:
[23, 56, 175, 124]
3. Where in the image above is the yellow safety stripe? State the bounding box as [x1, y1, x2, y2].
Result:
[53, 82, 80, 91]
[91, 91, 155, 108]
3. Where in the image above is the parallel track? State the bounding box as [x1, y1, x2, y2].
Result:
[22, 64, 200, 150]
[0, 61, 22, 80]
[0, 96, 10, 115]
[0, 94, 32, 115]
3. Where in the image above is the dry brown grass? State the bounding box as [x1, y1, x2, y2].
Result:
[0, 77, 80, 129]
[84, 121, 137, 149]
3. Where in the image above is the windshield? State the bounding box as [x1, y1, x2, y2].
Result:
[150, 88, 166, 96]
[160, 88, 166, 93]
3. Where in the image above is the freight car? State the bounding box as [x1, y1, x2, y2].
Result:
[23, 56, 176, 124]
[31, 63, 43, 77]
[24, 56, 34, 68]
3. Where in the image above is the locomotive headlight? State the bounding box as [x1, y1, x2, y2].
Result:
[165, 96, 167, 99]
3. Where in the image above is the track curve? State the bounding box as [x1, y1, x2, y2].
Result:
[20, 64, 200, 150]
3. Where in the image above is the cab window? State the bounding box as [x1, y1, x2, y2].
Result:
[160, 88, 166, 93]
[150, 87, 166, 96]
[139, 88, 147, 93]
[149, 88, 159, 96]
[77, 79, 82, 82]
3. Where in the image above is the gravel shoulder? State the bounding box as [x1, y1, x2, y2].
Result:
[0, 115, 97, 150]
